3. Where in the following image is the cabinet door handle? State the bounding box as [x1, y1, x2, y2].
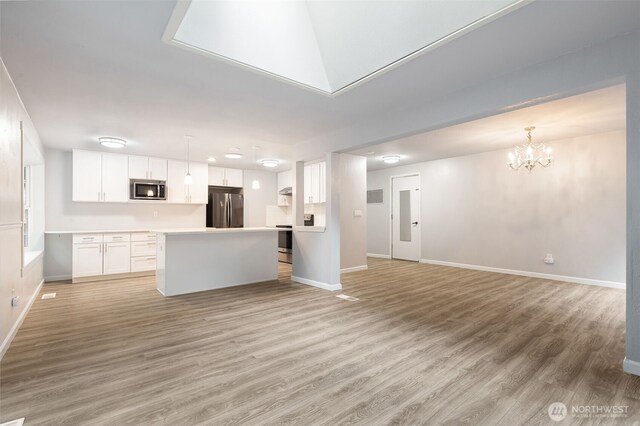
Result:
[99, 243, 102, 254]
[146, 257, 155, 260]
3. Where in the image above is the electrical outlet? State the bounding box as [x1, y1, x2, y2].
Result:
[544, 253, 555, 264]
[153, 211, 158, 217]
[11, 296, 19, 307]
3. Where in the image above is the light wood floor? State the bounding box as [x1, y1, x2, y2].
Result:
[1, 258, 639, 425]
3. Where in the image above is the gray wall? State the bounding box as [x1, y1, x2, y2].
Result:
[339, 154, 367, 270]
[367, 130, 626, 284]
[0, 59, 45, 358]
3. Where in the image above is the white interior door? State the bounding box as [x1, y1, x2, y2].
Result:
[392, 175, 420, 261]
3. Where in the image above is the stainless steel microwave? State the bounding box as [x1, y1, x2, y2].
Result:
[130, 180, 166, 200]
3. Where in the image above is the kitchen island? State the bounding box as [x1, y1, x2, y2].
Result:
[155, 227, 279, 296]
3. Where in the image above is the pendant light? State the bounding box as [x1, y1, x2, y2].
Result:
[184, 135, 193, 185]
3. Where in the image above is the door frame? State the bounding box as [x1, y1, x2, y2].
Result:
[389, 173, 421, 261]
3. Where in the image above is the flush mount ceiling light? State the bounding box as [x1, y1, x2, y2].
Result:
[382, 155, 400, 164]
[261, 159, 279, 168]
[98, 137, 126, 149]
[207, 156, 216, 162]
[225, 153, 243, 159]
[507, 127, 552, 172]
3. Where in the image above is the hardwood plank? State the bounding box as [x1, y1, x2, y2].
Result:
[1, 258, 638, 425]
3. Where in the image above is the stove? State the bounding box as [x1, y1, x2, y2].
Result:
[276, 225, 292, 264]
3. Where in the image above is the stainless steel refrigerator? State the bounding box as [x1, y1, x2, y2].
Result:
[206, 186, 244, 228]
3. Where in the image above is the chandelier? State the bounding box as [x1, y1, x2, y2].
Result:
[507, 127, 552, 171]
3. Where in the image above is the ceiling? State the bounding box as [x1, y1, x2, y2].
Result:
[166, 0, 519, 94]
[0, 1, 638, 172]
[348, 84, 627, 171]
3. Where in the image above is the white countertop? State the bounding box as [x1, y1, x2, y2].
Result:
[154, 227, 280, 235]
[45, 229, 154, 234]
[294, 226, 326, 233]
[45, 227, 314, 235]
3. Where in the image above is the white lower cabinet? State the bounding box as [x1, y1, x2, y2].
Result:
[72, 243, 103, 278]
[72, 232, 156, 281]
[130, 232, 157, 272]
[103, 242, 131, 275]
[131, 256, 156, 272]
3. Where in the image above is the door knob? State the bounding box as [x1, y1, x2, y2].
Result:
[412, 221, 419, 225]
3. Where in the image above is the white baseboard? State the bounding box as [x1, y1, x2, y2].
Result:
[0, 278, 44, 360]
[341, 265, 368, 273]
[45, 274, 71, 282]
[292, 275, 342, 291]
[367, 253, 391, 259]
[419, 259, 625, 289]
[624, 358, 640, 376]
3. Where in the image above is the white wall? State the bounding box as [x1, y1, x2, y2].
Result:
[292, 154, 341, 290]
[0, 59, 45, 358]
[242, 169, 277, 227]
[367, 130, 626, 284]
[339, 154, 367, 271]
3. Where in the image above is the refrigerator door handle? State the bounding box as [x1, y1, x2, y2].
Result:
[227, 194, 232, 228]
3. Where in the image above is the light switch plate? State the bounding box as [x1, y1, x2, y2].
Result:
[353, 209, 363, 217]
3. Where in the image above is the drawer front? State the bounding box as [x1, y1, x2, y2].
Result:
[131, 232, 157, 242]
[131, 241, 156, 257]
[131, 256, 156, 272]
[104, 233, 131, 243]
[73, 233, 104, 244]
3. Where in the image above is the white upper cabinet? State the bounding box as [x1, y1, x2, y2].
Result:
[167, 160, 208, 204]
[225, 168, 243, 187]
[167, 160, 188, 203]
[73, 150, 102, 202]
[101, 154, 129, 202]
[304, 161, 326, 204]
[209, 166, 243, 187]
[208, 166, 225, 186]
[148, 157, 168, 181]
[73, 150, 128, 202]
[73, 149, 205, 204]
[128, 155, 149, 180]
[129, 156, 167, 180]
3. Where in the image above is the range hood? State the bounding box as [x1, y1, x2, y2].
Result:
[279, 187, 292, 195]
